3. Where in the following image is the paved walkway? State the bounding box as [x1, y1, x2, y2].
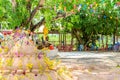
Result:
[57, 51, 120, 80]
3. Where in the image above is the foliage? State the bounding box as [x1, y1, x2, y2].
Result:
[57, 0, 120, 45]
[0, 0, 120, 46]
[0, 0, 29, 29]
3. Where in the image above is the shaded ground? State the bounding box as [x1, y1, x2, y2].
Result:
[57, 51, 120, 80]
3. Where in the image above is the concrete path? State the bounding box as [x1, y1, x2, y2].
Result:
[57, 51, 120, 80]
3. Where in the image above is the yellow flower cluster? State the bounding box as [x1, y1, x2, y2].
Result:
[41, 48, 50, 52]
[45, 72, 52, 80]
[57, 66, 73, 80]
[4, 48, 9, 53]
[0, 58, 2, 68]
[38, 62, 44, 74]
[0, 48, 2, 53]
[26, 63, 33, 70]
[6, 58, 13, 66]
[0, 47, 9, 53]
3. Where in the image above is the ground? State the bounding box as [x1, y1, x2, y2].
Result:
[57, 51, 120, 80]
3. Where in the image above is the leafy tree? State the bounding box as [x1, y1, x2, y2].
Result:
[0, 0, 120, 47]
[60, 0, 120, 48]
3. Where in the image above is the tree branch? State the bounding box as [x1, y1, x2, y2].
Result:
[31, 11, 76, 32]
[53, 11, 76, 21]
[11, 0, 16, 8]
[26, 0, 31, 13]
[72, 28, 82, 44]
[30, 17, 45, 31]
[23, 0, 45, 26]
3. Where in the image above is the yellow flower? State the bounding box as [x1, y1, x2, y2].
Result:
[38, 63, 43, 73]
[6, 58, 13, 66]
[27, 63, 33, 70]
[4, 48, 8, 53]
[0, 48, 2, 53]
[14, 76, 18, 80]
[57, 67, 64, 75]
[0, 58, 2, 68]
[44, 57, 55, 70]
[42, 48, 50, 52]
[0, 74, 3, 80]
[19, 75, 25, 79]
[2, 77, 6, 80]
[1, 42, 5, 46]
[45, 72, 52, 80]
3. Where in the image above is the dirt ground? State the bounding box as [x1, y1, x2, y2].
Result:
[58, 51, 120, 80]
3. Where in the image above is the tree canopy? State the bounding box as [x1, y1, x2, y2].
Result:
[0, 0, 120, 45]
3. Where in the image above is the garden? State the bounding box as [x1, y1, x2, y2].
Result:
[0, 0, 120, 80]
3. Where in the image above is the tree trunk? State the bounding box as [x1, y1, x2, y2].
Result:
[63, 33, 64, 46]
[113, 19, 118, 45]
[72, 28, 82, 44]
[11, 0, 16, 9]
[59, 33, 61, 45]
[113, 34, 115, 45]
[106, 35, 108, 50]
[20, 0, 45, 29]
[84, 32, 93, 51]
[116, 36, 118, 42]
[30, 17, 45, 31]
[71, 33, 73, 45]
[25, 0, 44, 25]
[101, 35, 104, 50]
[65, 33, 66, 46]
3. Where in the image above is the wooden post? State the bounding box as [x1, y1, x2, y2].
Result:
[99, 35, 100, 48]
[71, 31, 73, 46]
[106, 35, 108, 50]
[59, 32, 62, 51]
[113, 19, 118, 45]
[116, 36, 118, 42]
[59, 33, 60, 44]
[62, 33, 65, 45]
[113, 33, 116, 45]
[61, 33, 62, 45]
[65, 33, 66, 46]
[101, 35, 104, 50]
